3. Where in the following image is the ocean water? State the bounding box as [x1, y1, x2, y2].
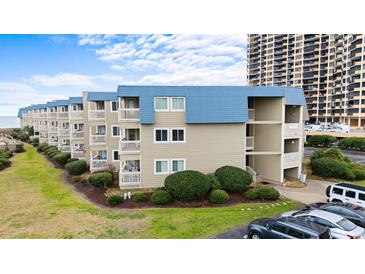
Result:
[0, 116, 20, 128]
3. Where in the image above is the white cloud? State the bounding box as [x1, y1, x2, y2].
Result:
[78, 34, 116, 46]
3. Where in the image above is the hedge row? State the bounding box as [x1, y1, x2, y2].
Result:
[0, 149, 14, 170]
[338, 137, 365, 152]
[307, 135, 337, 148]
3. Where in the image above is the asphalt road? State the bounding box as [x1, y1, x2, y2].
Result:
[305, 147, 365, 166]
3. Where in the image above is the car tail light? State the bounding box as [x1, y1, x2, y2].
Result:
[347, 235, 360, 239]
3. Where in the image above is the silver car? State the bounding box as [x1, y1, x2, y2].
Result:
[281, 209, 365, 239]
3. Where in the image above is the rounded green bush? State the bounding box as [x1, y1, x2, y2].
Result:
[65, 160, 87, 176]
[353, 169, 365, 180]
[342, 168, 356, 181]
[53, 152, 71, 166]
[0, 151, 13, 159]
[244, 188, 259, 200]
[89, 172, 113, 188]
[339, 137, 365, 152]
[307, 135, 337, 148]
[151, 190, 171, 205]
[215, 166, 252, 193]
[164, 170, 210, 201]
[37, 144, 48, 152]
[66, 158, 79, 164]
[311, 157, 348, 179]
[133, 193, 148, 203]
[256, 186, 280, 200]
[49, 151, 60, 158]
[0, 157, 10, 166]
[209, 189, 230, 204]
[207, 173, 221, 191]
[107, 195, 124, 205]
[15, 144, 25, 153]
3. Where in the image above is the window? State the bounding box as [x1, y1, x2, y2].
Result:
[154, 129, 169, 143]
[111, 101, 119, 112]
[171, 159, 185, 173]
[171, 128, 185, 142]
[359, 193, 365, 201]
[332, 187, 343, 195]
[271, 224, 287, 234]
[111, 125, 120, 137]
[154, 160, 169, 174]
[154, 97, 169, 111]
[345, 190, 356, 198]
[287, 228, 303, 239]
[171, 97, 185, 111]
[112, 150, 119, 161]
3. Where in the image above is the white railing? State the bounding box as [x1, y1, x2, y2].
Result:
[48, 126, 58, 133]
[58, 128, 70, 136]
[72, 131, 84, 139]
[119, 108, 140, 121]
[47, 112, 57, 118]
[39, 125, 48, 131]
[283, 123, 301, 138]
[89, 110, 105, 120]
[49, 141, 58, 146]
[58, 112, 69, 119]
[33, 113, 40, 118]
[248, 109, 255, 120]
[39, 113, 47, 118]
[120, 172, 141, 184]
[39, 137, 48, 144]
[283, 152, 301, 167]
[120, 140, 140, 153]
[70, 111, 84, 120]
[246, 166, 257, 182]
[90, 135, 107, 144]
[59, 146, 71, 152]
[91, 160, 108, 170]
[72, 150, 85, 159]
[246, 136, 254, 148]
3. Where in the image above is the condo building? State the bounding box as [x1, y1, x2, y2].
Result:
[247, 34, 365, 128]
[18, 85, 307, 188]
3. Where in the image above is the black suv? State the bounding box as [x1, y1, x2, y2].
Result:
[245, 217, 331, 239]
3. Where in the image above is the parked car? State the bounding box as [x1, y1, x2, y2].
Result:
[304, 124, 322, 132]
[306, 202, 365, 228]
[327, 124, 350, 133]
[245, 216, 331, 239]
[282, 209, 365, 239]
[326, 183, 365, 208]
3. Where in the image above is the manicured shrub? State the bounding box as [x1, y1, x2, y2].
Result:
[133, 193, 148, 203]
[342, 168, 356, 181]
[0, 157, 10, 165]
[311, 148, 350, 163]
[89, 172, 113, 188]
[44, 147, 57, 155]
[338, 137, 365, 152]
[66, 158, 78, 164]
[353, 169, 365, 180]
[65, 160, 87, 176]
[37, 143, 48, 152]
[311, 157, 348, 179]
[151, 190, 171, 205]
[53, 152, 71, 166]
[41, 145, 51, 152]
[107, 195, 124, 205]
[215, 166, 252, 193]
[256, 186, 280, 200]
[31, 138, 39, 146]
[307, 135, 337, 148]
[15, 144, 25, 153]
[209, 189, 230, 204]
[207, 173, 221, 191]
[49, 151, 60, 158]
[244, 188, 259, 200]
[164, 170, 210, 201]
[0, 150, 13, 159]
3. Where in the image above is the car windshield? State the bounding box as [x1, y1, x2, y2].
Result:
[337, 218, 356, 231]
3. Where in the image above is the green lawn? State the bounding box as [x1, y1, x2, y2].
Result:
[0, 143, 300, 239]
[353, 180, 365, 187]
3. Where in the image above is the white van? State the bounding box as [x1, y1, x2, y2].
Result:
[326, 183, 365, 208]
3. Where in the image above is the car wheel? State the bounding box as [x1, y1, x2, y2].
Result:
[250, 232, 262, 239]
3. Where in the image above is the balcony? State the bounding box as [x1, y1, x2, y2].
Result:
[89, 110, 105, 120]
[47, 112, 57, 119]
[58, 112, 69, 119]
[49, 140, 58, 147]
[59, 145, 71, 152]
[39, 113, 47, 118]
[283, 152, 301, 168]
[120, 140, 140, 154]
[120, 172, 141, 185]
[72, 131, 84, 139]
[119, 108, 140, 121]
[70, 111, 84, 120]
[283, 123, 301, 138]
[58, 128, 70, 136]
[48, 126, 58, 134]
[90, 160, 108, 171]
[72, 150, 85, 159]
[90, 134, 107, 145]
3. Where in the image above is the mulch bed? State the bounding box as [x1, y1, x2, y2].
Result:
[0, 162, 11, 172]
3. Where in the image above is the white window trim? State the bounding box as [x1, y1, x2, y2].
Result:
[170, 97, 185, 112]
[171, 158, 186, 173]
[112, 149, 120, 161]
[111, 125, 120, 137]
[154, 159, 170, 175]
[154, 97, 169, 112]
[154, 128, 170, 143]
[95, 149, 108, 160]
[110, 101, 119, 112]
[170, 127, 186, 143]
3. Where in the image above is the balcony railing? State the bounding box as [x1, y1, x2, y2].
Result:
[283, 152, 301, 168]
[120, 140, 140, 153]
[89, 110, 105, 120]
[72, 150, 85, 159]
[91, 160, 108, 170]
[246, 136, 254, 149]
[90, 135, 107, 144]
[48, 126, 58, 133]
[72, 131, 84, 139]
[47, 112, 57, 118]
[283, 123, 301, 138]
[119, 108, 140, 121]
[58, 112, 69, 119]
[58, 128, 70, 136]
[70, 111, 84, 120]
[59, 145, 71, 152]
[49, 140, 58, 147]
[120, 172, 141, 184]
[39, 113, 47, 118]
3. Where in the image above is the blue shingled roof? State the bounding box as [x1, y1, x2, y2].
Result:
[69, 97, 83, 104]
[117, 85, 306, 124]
[46, 101, 58, 108]
[55, 99, 69, 106]
[87, 92, 117, 101]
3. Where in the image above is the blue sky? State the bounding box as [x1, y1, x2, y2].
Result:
[0, 34, 247, 116]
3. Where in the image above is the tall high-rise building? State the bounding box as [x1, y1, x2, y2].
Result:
[247, 34, 365, 128]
